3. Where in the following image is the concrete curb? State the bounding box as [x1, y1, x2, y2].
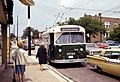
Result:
[46, 64, 74, 82]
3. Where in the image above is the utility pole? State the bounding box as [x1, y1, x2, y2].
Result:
[17, 15, 18, 44]
[13, 25, 15, 35]
[99, 13, 102, 43]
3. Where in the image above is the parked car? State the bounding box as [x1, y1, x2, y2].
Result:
[23, 41, 35, 50]
[87, 49, 120, 77]
[96, 42, 109, 49]
[34, 39, 41, 46]
[86, 43, 104, 55]
[104, 40, 120, 49]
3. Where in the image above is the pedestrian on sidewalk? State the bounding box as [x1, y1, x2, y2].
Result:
[12, 41, 29, 82]
[36, 42, 47, 71]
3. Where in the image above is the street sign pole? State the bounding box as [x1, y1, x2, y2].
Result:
[28, 6, 31, 56]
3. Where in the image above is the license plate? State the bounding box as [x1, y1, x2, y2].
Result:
[68, 56, 73, 58]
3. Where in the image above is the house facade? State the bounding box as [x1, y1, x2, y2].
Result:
[85, 13, 120, 43]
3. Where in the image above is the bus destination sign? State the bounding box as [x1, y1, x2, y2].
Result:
[61, 27, 79, 31]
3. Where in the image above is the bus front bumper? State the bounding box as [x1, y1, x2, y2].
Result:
[52, 58, 87, 63]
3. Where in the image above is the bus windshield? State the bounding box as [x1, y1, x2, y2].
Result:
[56, 32, 84, 44]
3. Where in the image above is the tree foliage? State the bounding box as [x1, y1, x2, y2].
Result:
[33, 29, 39, 39]
[10, 33, 16, 40]
[67, 17, 77, 25]
[108, 24, 120, 42]
[22, 27, 39, 39]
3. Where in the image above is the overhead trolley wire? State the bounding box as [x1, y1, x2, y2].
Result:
[101, 4, 120, 15]
[36, 0, 94, 27]
[53, 0, 94, 26]
[63, 7, 120, 14]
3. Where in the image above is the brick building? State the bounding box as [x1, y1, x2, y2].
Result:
[84, 13, 120, 42]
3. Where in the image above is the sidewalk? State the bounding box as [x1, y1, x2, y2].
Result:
[0, 64, 13, 82]
[0, 56, 73, 82]
[24, 56, 72, 82]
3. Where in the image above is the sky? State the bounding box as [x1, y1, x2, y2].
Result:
[11, 0, 120, 36]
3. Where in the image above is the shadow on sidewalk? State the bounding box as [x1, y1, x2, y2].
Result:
[39, 68, 49, 71]
[30, 62, 39, 65]
[14, 74, 33, 82]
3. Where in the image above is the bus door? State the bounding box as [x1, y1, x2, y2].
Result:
[49, 33, 54, 60]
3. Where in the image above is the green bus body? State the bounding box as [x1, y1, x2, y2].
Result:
[49, 44, 86, 63]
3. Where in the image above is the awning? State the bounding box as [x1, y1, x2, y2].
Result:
[0, 0, 7, 24]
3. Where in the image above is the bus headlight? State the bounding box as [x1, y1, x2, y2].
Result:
[80, 48, 83, 51]
[59, 49, 62, 52]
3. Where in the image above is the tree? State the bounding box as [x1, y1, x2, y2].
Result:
[33, 29, 39, 39]
[22, 27, 34, 39]
[108, 24, 120, 42]
[10, 33, 16, 40]
[22, 27, 39, 39]
[67, 17, 77, 25]
[77, 16, 106, 42]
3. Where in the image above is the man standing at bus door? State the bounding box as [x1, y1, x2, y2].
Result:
[36, 42, 47, 71]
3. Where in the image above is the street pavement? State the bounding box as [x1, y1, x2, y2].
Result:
[0, 55, 73, 82]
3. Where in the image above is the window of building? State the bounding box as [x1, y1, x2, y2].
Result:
[104, 31, 110, 37]
[104, 22, 110, 28]
[115, 23, 118, 27]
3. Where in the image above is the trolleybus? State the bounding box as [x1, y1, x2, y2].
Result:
[42, 25, 86, 63]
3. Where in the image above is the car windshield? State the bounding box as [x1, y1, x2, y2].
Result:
[56, 32, 84, 44]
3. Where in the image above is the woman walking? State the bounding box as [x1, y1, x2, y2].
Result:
[36, 42, 47, 71]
